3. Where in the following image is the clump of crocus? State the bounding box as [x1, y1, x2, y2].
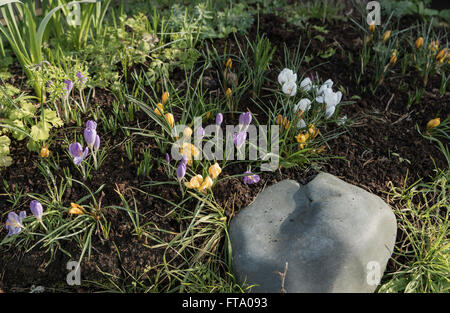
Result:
[5, 211, 26, 236]
[184, 163, 222, 194]
[243, 171, 260, 185]
[40, 145, 50, 158]
[426, 118, 440, 130]
[154, 92, 169, 116]
[69, 142, 89, 179]
[30, 200, 47, 231]
[276, 114, 291, 130]
[315, 79, 342, 119]
[278, 68, 297, 96]
[84, 120, 100, 170]
[295, 124, 319, 150]
[436, 48, 448, 63]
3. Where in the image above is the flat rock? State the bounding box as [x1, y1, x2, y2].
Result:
[229, 172, 397, 293]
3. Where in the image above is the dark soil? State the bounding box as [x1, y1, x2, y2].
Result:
[0, 12, 448, 292]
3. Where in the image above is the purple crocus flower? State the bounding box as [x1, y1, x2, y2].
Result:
[30, 200, 43, 221]
[165, 153, 171, 163]
[5, 211, 26, 236]
[195, 127, 205, 138]
[239, 112, 252, 127]
[216, 113, 223, 126]
[233, 131, 247, 147]
[176, 162, 186, 181]
[69, 142, 89, 165]
[86, 120, 97, 130]
[180, 154, 188, 167]
[94, 135, 100, 151]
[64, 79, 73, 94]
[84, 127, 97, 148]
[243, 171, 260, 185]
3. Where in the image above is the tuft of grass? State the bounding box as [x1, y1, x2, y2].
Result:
[379, 168, 449, 293]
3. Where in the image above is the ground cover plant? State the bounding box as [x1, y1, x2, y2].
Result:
[0, 0, 448, 293]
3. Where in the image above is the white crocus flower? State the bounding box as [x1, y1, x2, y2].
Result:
[278, 68, 297, 86]
[294, 98, 312, 112]
[325, 105, 336, 119]
[324, 89, 342, 107]
[297, 119, 306, 129]
[299, 77, 312, 91]
[282, 80, 297, 96]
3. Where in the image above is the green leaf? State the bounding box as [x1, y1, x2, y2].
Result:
[0, 155, 12, 167]
[20, 101, 36, 117]
[0, 135, 11, 155]
[43, 109, 63, 127]
[30, 121, 50, 141]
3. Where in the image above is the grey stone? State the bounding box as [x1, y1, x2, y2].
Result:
[229, 172, 397, 293]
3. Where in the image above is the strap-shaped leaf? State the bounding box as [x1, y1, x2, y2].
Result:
[36, 0, 97, 49]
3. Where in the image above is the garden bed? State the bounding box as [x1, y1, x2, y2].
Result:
[0, 1, 448, 293]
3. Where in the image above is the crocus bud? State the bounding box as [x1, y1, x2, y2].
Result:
[426, 118, 440, 130]
[86, 120, 97, 130]
[276, 114, 283, 125]
[40, 146, 50, 158]
[154, 103, 164, 116]
[180, 154, 188, 167]
[382, 30, 391, 43]
[84, 127, 97, 148]
[233, 131, 247, 147]
[176, 163, 186, 181]
[225, 88, 232, 99]
[165, 113, 174, 128]
[183, 127, 193, 138]
[195, 127, 205, 138]
[30, 200, 43, 220]
[94, 135, 100, 151]
[226, 58, 232, 69]
[239, 112, 252, 127]
[216, 113, 223, 126]
[389, 50, 398, 65]
[415, 37, 424, 49]
[369, 22, 375, 33]
[162, 92, 169, 105]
